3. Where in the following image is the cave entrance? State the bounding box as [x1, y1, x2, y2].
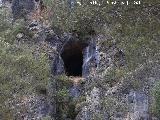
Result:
[61, 40, 87, 76]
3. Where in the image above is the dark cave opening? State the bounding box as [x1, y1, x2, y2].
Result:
[61, 41, 87, 76]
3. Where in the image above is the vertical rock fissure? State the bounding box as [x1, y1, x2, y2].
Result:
[56, 40, 88, 119]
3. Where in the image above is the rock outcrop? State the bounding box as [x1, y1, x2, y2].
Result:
[3, 1, 160, 120]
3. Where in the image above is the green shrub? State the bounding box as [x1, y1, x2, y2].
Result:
[0, 40, 50, 119]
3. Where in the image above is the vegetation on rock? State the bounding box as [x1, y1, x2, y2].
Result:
[0, 0, 160, 119]
[0, 6, 50, 119]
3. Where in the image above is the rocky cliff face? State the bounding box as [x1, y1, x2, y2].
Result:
[1, 1, 160, 120]
[38, 26, 160, 120]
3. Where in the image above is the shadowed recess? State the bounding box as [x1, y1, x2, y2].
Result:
[61, 40, 87, 76]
